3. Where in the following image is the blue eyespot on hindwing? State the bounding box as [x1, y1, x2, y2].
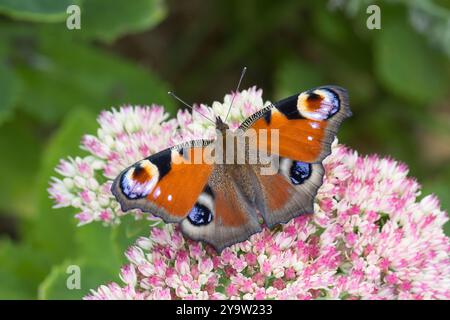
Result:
[289, 161, 312, 185]
[187, 185, 214, 226]
[187, 203, 213, 226]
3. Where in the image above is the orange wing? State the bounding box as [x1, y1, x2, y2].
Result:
[111, 140, 214, 223]
[253, 159, 325, 228]
[239, 86, 351, 163]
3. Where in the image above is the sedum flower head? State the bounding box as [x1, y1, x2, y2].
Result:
[48, 87, 450, 300]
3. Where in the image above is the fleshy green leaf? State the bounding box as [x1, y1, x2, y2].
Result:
[312, 5, 352, 46]
[38, 224, 126, 300]
[16, 27, 174, 124]
[0, 0, 81, 23]
[0, 114, 42, 216]
[0, 239, 50, 299]
[38, 260, 118, 300]
[80, 0, 167, 42]
[422, 166, 450, 237]
[75, 223, 123, 271]
[0, 63, 20, 125]
[0, 0, 167, 41]
[25, 108, 98, 262]
[0, 270, 34, 299]
[26, 108, 129, 300]
[274, 59, 324, 100]
[374, 10, 450, 106]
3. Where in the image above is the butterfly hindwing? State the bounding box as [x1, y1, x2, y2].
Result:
[111, 140, 214, 223]
[180, 165, 262, 253]
[252, 158, 324, 228]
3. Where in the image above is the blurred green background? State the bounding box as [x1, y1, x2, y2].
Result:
[0, 0, 449, 299]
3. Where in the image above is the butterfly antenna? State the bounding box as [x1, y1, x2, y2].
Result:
[168, 91, 215, 124]
[224, 66, 247, 123]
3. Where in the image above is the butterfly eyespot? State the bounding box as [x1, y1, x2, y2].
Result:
[289, 161, 312, 185]
[120, 160, 159, 199]
[187, 203, 213, 226]
[297, 88, 340, 120]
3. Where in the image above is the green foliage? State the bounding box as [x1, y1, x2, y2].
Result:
[0, 0, 81, 22]
[0, 240, 50, 299]
[26, 108, 97, 262]
[78, 0, 167, 42]
[0, 0, 448, 299]
[38, 260, 117, 300]
[0, 115, 42, 216]
[374, 8, 449, 106]
[0, 0, 165, 41]
[9, 109, 150, 299]
[0, 0, 170, 299]
[0, 63, 20, 125]
[275, 59, 324, 100]
[15, 27, 173, 124]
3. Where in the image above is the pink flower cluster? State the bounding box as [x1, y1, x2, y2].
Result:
[85, 143, 450, 300]
[48, 87, 450, 299]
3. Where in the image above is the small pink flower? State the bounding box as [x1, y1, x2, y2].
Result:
[151, 287, 171, 300]
[385, 274, 398, 285]
[120, 265, 137, 286]
[273, 279, 286, 290]
[346, 232, 357, 246]
[244, 253, 257, 266]
[231, 257, 247, 273]
[198, 258, 213, 274]
[74, 212, 93, 225]
[400, 281, 412, 291]
[285, 268, 296, 280]
[251, 273, 266, 287]
[226, 284, 239, 297]
[99, 209, 113, 222]
[254, 288, 266, 300]
[125, 246, 146, 265]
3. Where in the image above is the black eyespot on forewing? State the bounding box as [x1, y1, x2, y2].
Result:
[307, 92, 322, 102]
[289, 161, 312, 185]
[274, 94, 304, 120]
[146, 148, 171, 180]
[131, 164, 145, 179]
[187, 203, 213, 226]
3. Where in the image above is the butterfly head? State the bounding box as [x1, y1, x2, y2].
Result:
[215, 116, 229, 133]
